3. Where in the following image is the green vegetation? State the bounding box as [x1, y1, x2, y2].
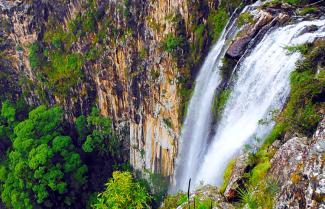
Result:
[237, 12, 254, 27]
[94, 171, 151, 209]
[264, 0, 315, 7]
[285, 43, 310, 55]
[284, 0, 303, 4]
[237, 187, 257, 209]
[282, 41, 325, 136]
[160, 187, 222, 209]
[0, 105, 87, 209]
[220, 159, 236, 193]
[212, 89, 231, 121]
[77, 107, 120, 158]
[233, 146, 278, 208]
[27, 0, 108, 98]
[0, 101, 130, 208]
[162, 33, 184, 53]
[207, 8, 229, 42]
[145, 172, 170, 207]
[28, 42, 45, 69]
[178, 84, 194, 122]
[298, 7, 317, 15]
[159, 192, 186, 209]
[163, 117, 173, 129]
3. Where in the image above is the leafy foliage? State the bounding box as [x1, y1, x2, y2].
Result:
[94, 171, 151, 209]
[298, 7, 317, 15]
[0, 105, 87, 209]
[285, 44, 310, 55]
[77, 107, 120, 158]
[0, 101, 16, 160]
[237, 12, 254, 27]
[207, 8, 229, 42]
[281, 41, 325, 136]
[28, 42, 45, 69]
[162, 33, 184, 53]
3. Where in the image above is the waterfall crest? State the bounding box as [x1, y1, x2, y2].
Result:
[173, 13, 325, 191]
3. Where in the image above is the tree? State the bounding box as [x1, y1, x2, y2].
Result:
[0, 101, 15, 160]
[77, 107, 120, 158]
[94, 171, 151, 209]
[0, 105, 87, 209]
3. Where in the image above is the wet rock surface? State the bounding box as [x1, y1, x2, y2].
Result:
[226, 10, 274, 58]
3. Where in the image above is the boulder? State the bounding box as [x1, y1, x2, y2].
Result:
[226, 11, 274, 58]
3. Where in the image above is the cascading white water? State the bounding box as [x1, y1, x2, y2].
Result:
[174, 15, 325, 190]
[172, 8, 241, 192]
[195, 19, 325, 186]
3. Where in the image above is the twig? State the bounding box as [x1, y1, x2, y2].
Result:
[188, 178, 191, 209]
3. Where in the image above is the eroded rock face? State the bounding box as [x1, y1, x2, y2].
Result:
[0, 0, 223, 177]
[270, 118, 325, 209]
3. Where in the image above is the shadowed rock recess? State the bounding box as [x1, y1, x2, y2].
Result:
[0, 0, 324, 208]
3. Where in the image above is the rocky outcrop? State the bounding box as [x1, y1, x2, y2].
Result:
[226, 10, 290, 58]
[269, 118, 325, 209]
[224, 153, 249, 200]
[1, 0, 236, 177]
[226, 10, 273, 58]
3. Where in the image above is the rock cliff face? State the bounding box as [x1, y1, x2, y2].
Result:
[1, 0, 243, 177]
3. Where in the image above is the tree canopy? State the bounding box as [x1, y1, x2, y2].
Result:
[0, 105, 87, 209]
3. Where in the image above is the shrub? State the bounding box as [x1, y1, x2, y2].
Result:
[159, 193, 186, 209]
[82, 11, 96, 33]
[284, 0, 303, 5]
[263, 122, 285, 145]
[28, 42, 44, 69]
[94, 171, 151, 209]
[298, 7, 317, 15]
[190, 24, 206, 63]
[162, 33, 183, 53]
[77, 107, 120, 157]
[163, 118, 173, 128]
[285, 44, 310, 55]
[45, 51, 84, 95]
[237, 187, 258, 209]
[237, 12, 254, 27]
[207, 8, 229, 42]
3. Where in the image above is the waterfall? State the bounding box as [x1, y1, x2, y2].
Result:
[173, 12, 325, 191]
[171, 7, 242, 192]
